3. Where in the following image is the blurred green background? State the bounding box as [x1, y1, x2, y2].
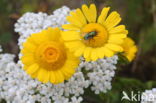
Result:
[0, 0, 156, 103]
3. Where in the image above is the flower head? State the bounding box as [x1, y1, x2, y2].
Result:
[121, 37, 137, 61]
[62, 4, 128, 61]
[21, 27, 79, 84]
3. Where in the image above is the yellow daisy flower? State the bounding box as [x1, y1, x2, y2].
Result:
[121, 37, 137, 61]
[62, 4, 128, 61]
[21, 27, 79, 84]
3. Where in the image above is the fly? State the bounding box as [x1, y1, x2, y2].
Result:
[83, 31, 97, 40]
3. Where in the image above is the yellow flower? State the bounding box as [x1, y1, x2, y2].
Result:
[122, 37, 137, 61]
[21, 28, 79, 84]
[61, 4, 128, 61]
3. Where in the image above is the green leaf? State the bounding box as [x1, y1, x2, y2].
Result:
[117, 53, 130, 65]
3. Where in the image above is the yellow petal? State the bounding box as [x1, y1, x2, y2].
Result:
[84, 47, 92, 59]
[62, 67, 75, 79]
[46, 27, 60, 41]
[21, 56, 35, 66]
[21, 48, 34, 54]
[109, 33, 127, 39]
[109, 25, 127, 34]
[61, 68, 72, 80]
[97, 47, 105, 58]
[50, 71, 56, 83]
[62, 24, 80, 31]
[37, 68, 49, 83]
[31, 72, 38, 79]
[65, 41, 84, 52]
[54, 70, 64, 84]
[70, 9, 87, 26]
[61, 59, 76, 79]
[21, 48, 34, 55]
[75, 9, 87, 25]
[122, 37, 137, 61]
[27, 63, 39, 74]
[105, 44, 123, 52]
[62, 31, 81, 41]
[63, 62, 76, 74]
[66, 50, 80, 62]
[108, 37, 124, 44]
[98, 7, 110, 24]
[91, 49, 98, 61]
[132, 46, 138, 53]
[74, 45, 85, 57]
[89, 4, 97, 22]
[43, 70, 50, 83]
[103, 47, 114, 57]
[67, 15, 83, 28]
[31, 31, 49, 45]
[82, 4, 97, 23]
[22, 42, 36, 53]
[104, 11, 121, 30]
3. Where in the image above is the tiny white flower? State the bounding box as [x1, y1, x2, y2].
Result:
[141, 88, 156, 103]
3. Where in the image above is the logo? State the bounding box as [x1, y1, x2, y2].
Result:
[121, 91, 130, 101]
[121, 91, 155, 102]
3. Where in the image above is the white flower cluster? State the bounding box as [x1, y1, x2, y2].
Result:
[3, 6, 120, 103]
[14, 6, 70, 50]
[79, 56, 118, 94]
[141, 88, 156, 103]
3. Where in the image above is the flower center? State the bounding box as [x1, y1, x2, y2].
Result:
[36, 41, 66, 70]
[44, 47, 58, 63]
[81, 23, 108, 47]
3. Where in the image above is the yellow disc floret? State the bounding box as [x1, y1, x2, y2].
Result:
[81, 23, 108, 47]
[62, 4, 128, 61]
[21, 27, 79, 84]
[35, 41, 66, 70]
